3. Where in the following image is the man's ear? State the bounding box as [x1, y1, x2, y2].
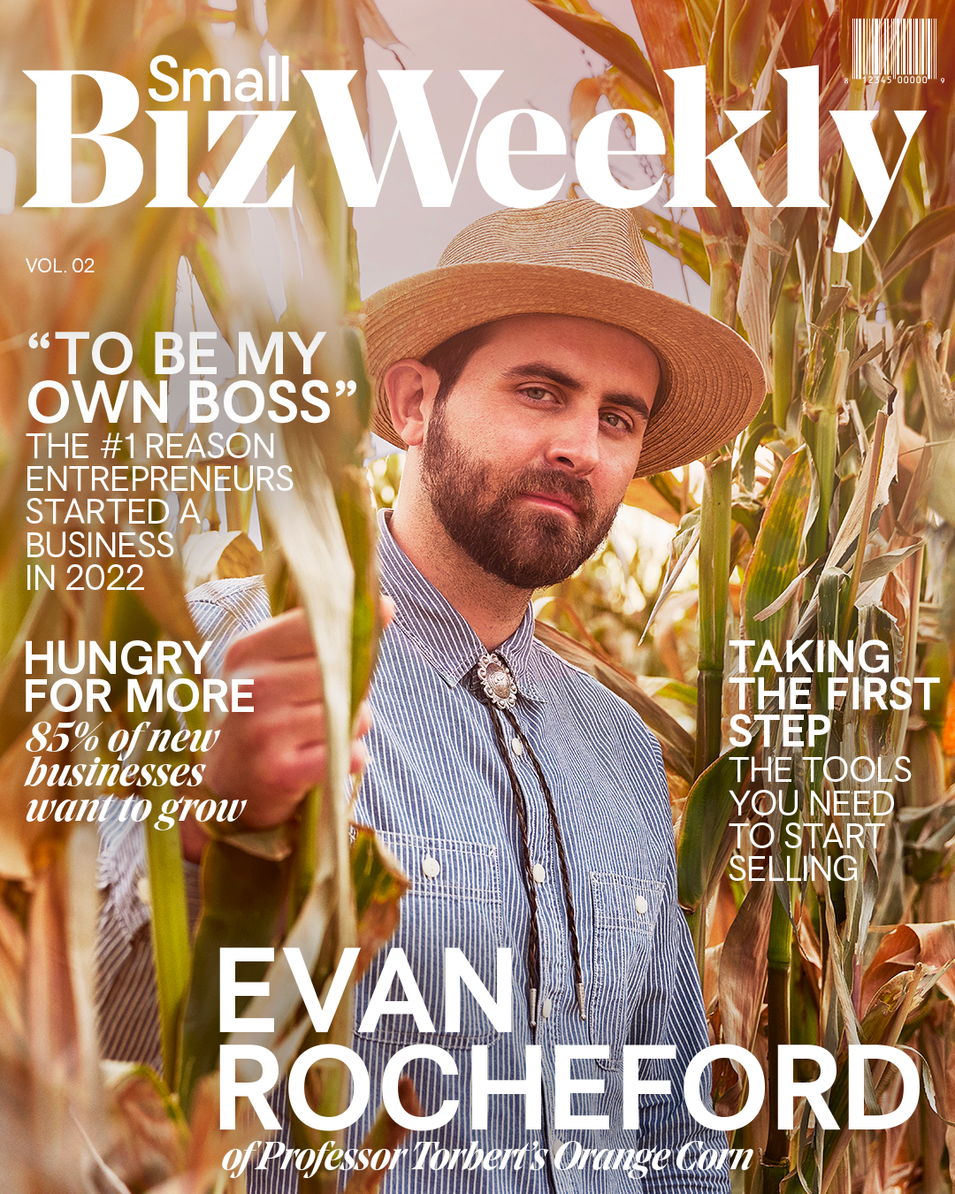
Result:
[384, 359, 440, 448]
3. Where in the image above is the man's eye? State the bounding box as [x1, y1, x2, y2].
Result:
[602, 411, 634, 432]
[521, 386, 553, 402]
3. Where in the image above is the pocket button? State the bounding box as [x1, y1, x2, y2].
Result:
[422, 856, 441, 878]
[634, 894, 648, 915]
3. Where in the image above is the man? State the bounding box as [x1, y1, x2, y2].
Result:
[97, 200, 765, 1192]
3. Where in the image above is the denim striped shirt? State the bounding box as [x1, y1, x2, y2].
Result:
[96, 511, 730, 1193]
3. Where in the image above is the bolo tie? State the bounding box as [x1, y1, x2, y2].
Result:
[466, 651, 586, 1030]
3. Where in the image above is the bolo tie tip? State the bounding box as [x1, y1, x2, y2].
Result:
[576, 982, 587, 1020]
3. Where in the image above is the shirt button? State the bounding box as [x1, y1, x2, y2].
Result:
[511, 737, 524, 755]
[635, 894, 648, 914]
[136, 876, 151, 906]
[422, 857, 441, 878]
[532, 863, 546, 883]
[541, 997, 552, 1019]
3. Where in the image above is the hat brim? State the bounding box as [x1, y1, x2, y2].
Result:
[363, 261, 766, 477]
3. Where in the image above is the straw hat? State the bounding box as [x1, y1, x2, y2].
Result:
[363, 200, 766, 477]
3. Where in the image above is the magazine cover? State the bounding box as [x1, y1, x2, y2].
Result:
[1, 1, 953, 1192]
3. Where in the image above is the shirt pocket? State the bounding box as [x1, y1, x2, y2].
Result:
[587, 872, 664, 1071]
[354, 830, 506, 1049]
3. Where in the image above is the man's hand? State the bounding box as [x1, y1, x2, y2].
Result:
[203, 608, 372, 828]
[181, 602, 391, 862]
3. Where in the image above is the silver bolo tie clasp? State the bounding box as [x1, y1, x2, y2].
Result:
[477, 651, 518, 710]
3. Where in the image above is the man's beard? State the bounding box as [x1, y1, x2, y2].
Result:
[421, 402, 619, 589]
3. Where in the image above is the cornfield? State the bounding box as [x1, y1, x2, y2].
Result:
[0, 1, 953, 1193]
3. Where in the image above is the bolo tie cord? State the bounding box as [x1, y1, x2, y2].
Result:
[482, 703, 542, 1027]
[502, 708, 586, 1024]
[466, 656, 586, 1028]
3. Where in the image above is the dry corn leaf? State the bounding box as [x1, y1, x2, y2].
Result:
[101, 1062, 189, 1191]
[717, 877, 774, 1056]
[862, 923, 955, 1011]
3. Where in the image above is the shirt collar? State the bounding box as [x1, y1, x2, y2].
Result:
[377, 509, 546, 703]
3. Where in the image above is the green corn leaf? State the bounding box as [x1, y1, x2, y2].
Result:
[178, 841, 290, 1110]
[742, 446, 814, 656]
[677, 740, 756, 960]
[144, 795, 193, 1090]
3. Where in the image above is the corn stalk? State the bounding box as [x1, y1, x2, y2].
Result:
[533, 2, 955, 1190]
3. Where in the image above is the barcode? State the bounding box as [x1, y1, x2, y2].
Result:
[851, 18, 937, 79]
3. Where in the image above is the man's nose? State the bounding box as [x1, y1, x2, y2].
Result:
[543, 410, 600, 475]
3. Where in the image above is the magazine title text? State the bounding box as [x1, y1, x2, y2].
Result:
[24, 64, 923, 251]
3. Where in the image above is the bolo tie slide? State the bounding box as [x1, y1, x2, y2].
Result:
[470, 651, 586, 1028]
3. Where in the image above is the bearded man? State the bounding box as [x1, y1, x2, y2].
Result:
[97, 200, 765, 1193]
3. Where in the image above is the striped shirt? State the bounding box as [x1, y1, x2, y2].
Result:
[96, 510, 730, 1193]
